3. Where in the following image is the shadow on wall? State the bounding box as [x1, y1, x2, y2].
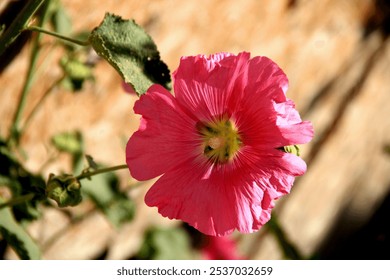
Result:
[364, 0, 390, 38]
[316, 188, 390, 260]
[316, 1, 390, 260]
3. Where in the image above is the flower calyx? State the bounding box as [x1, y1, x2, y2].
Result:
[46, 173, 82, 207]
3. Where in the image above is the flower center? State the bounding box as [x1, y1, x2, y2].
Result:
[198, 117, 242, 164]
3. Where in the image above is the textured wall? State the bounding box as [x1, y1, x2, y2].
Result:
[1, 0, 389, 259]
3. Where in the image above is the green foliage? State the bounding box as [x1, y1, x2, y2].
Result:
[137, 227, 193, 260]
[51, 131, 83, 155]
[60, 56, 94, 91]
[51, 131, 83, 169]
[51, 132, 135, 227]
[0, 198, 41, 259]
[81, 171, 135, 228]
[0, 1, 175, 260]
[50, 0, 72, 36]
[0, 140, 44, 260]
[0, 0, 46, 56]
[0, 140, 46, 222]
[89, 13, 171, 95]
[49, 1, 96, 91]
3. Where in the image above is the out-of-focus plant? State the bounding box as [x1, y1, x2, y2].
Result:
[0, 0, 170, 259]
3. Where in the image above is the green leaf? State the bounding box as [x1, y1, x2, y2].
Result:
[137, 227, 192, 260]
[60, 56, 94, 91]
[50, 0, 72, 36]
[51, 131, 83, 155]
[104, 195, 135, 228]
[81, 171, 135, 228]
[0, 198, 41, 259]
[0, 141, 46, 222]
[60, 56, 94, 80]
[88, 13, 171, 95]
[51, 131, 84, 173]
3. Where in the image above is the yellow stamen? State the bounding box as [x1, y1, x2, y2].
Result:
[207, 137, 224, 150]
[198, 117, 241, 163]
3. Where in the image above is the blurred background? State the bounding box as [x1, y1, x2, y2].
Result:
[0, 0, 389, 259]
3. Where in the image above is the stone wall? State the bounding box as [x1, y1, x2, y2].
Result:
[1, 0, 389, 259]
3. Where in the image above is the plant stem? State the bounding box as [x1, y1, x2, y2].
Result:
[0, 194, 35, 210]
[20, 75, 65, 135]
[76, 164, 128, 180]
[266, 213, 304, 260]
[8, 1, 51, 144]
[0, 0, 46, 56]
[25, 26, 90, 46]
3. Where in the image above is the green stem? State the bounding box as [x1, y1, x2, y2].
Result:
[266, 214, 304, 260]
[0, 194, 35, 210]
[25, 26, 90, 46]
[8, 1, 51, 144]
[20, 75, 65, 136]
[76, 164, 128, 180]
[0, 0, 46, 56]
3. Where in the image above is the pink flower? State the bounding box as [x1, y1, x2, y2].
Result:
[201, 236, 245, 260]
[126, 52, 313, 236]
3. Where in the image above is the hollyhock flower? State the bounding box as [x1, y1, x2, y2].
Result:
[201, 236, 244, 260]
[126, 52, 313, 236]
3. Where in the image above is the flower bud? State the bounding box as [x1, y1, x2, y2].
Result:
[46, 173, 82, 207]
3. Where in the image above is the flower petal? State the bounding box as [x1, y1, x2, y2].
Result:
[232, 146, 306, 197]
[126, 84, 198, 181]
[201, 236, 244, 260]
[173, 52, 250, 121]
[275, 99, 314, 144]
[244, 55, 289, 103]
[236, 91, 313, 148]
[145, 158, 275, 236]
[264, 151, 307, 195]
[232, 56, 302, 148]
[278, 121, 314, 145]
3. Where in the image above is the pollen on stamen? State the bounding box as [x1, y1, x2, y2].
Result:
[208, 137, 224, 150]
[198, 118, 242, 164]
